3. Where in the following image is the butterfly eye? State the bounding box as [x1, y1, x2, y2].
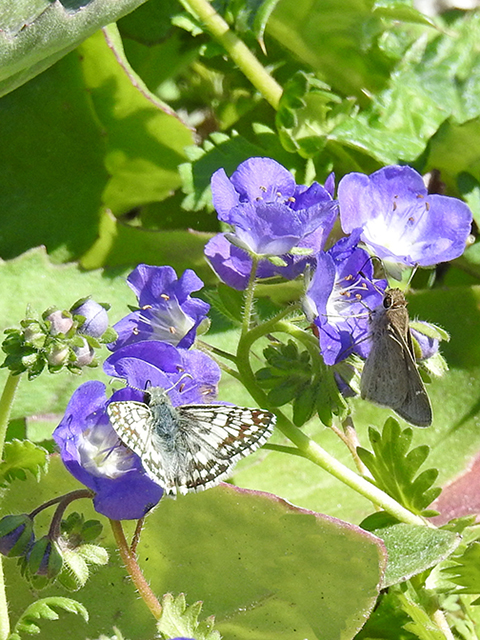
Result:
[383, 293, 392, 309]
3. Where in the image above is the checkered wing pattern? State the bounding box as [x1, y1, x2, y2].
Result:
[107, 400, 171, 489]
[107, 397, 275, 497]
[174, 404, 276, 494]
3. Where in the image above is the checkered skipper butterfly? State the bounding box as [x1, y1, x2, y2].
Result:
[107, 387, 276, 496]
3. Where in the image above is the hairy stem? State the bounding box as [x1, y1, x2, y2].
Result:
[0, 372, 21, 640]
[242, 256, 260, 337]
[0, 373, 20, 461]
[29, 489, 94, 520]
[110, 519, 162, 620]
[47, 490, 95, 539]
[179, 0, 283, 109]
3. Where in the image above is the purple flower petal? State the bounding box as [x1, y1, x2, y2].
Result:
[338, 165, 472, 268]
[206, 162, 337, 288]
[53, 381, 163, 520]
[305, 237, 387, 365]
[110, 265, 209, 351]
[104, 341, 222, 407]
[212, 158, 296, 220]
[210, 157, 338, 258]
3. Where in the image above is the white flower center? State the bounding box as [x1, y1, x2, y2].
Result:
[140, 299, 195, 345]
[78, 422, 137, 479]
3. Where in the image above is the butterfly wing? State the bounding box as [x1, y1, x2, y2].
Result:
[107, 400, 171, 488]
[171, 405, 276, 495]
[361, 324, 432, 427]
[392, 329, 432, 427]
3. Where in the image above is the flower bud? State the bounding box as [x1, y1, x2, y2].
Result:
[45, 310, 74, 336]
[46, 344, 70, 367]
[72, 338, 95, 366]
[72, 299, 109, 338]
[0, 514, 34, 557]
[411, 325, 439, 361]
[22, 321, 46, 348]
[27, 536, 63, 579]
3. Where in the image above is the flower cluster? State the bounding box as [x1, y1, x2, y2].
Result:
[206, 157, 472, 365]
[54, 265, 217, 520]
[1, 298, 114, 378]
[52, 156, 472, 521]
[205, 157, 337, 289]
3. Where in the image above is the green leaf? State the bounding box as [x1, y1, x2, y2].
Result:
[354, 589, 415, 640]
[0, 0, 148, 97]
[0, 440, 48, 486]
[442, 542, 480, 603]
[267, 0, 397, 98]
[81, 25, 194, 215]
[4, 456, 387, 640]
[372, 0, 435, 26]
[395, 585, 446, 640]
[256, 338, 346, 426]
[157, 593, 220, 640]
[0, 24, 194, 265]
[365, 522, 460, 587]
[277, 71, 356, 158]
[205, 284, 244, 326]
[357, 418, 441, 515]
[12, 596, 88, 637]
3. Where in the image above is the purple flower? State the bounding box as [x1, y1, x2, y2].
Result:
[110, 265, 210, 351]
[104, 341, 222, 407]
[304, 236, 387, 365]
[338, 165, 472, 272]
[206, 157, 338, 289]
[53, 381, 164, 520]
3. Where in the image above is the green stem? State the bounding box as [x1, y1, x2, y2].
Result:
[242, 256, 260, 337]
[0, 560, 8, 640]
[0, 373, 20, 459]
[110, 520, 162, 620]
[236, 321, 428, 527]
[179, 0, 283, 109]
[276, 413, 427, 526]
[0, 373, 20, 640]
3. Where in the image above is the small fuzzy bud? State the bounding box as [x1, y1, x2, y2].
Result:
[45, 310, 74, 336]
[27, 537, 63, 578]
[72, 338, 95, 366]
[46, 344, 70, 367]
[23, 321, 46, 348]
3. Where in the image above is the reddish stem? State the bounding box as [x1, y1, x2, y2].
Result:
[110, 519, 162, 619]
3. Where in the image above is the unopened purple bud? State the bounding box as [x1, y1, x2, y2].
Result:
[72, 299, 109, 338]
[0, 514, 34, 557]
[411, 325, 439, 360]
